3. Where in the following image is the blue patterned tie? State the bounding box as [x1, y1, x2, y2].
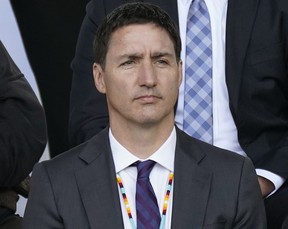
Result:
[184, 0, 213, 143]
[135, 160, 160, 229]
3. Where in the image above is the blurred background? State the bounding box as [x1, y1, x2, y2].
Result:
[0, 0, 88, 215]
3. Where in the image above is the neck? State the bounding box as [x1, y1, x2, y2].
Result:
[110, 118, 175, 159]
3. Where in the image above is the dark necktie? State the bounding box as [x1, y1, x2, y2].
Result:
[134, 160, 160, 229]
[184, 0, 213, 143]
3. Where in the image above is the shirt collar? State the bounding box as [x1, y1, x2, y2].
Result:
[109, 127, 176, 173]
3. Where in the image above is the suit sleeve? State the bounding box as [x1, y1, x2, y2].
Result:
[0, 41, 47, 188]
[236, 0, 288, 180]
[69, 0, 109, 147]
[233, 157, 267, 228]
[22, 163, 63, 229]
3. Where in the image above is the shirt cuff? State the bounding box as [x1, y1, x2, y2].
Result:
[256, 169, 285, 197]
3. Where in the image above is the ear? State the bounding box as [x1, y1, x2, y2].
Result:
[177, 60, 183, 87]
[93, 63, 106, 94]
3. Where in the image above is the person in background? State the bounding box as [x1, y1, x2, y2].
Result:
[0, 41, 47, 228]
[69, 0, 288, 228]
[9, 0, 89, 157]
[23, 3, 266, 228]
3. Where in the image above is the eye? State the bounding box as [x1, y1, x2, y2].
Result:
[155, 59, 169, 67]
[158, 59, 168, 64]
[122, 60, 134, 65]
[120, 60, 135, 69]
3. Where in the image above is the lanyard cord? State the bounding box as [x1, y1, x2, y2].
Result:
[116, 172, 174, 229]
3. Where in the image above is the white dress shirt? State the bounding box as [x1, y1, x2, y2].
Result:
[110, 127, 176, 229]
[175, 0, 284, 193]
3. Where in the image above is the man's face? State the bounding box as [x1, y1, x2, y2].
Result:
[93, 23, 182, 128]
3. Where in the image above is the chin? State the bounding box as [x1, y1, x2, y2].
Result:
[137, 114, 172, 126]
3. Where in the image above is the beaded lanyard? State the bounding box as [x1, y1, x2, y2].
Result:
[116, 172, 174, 229]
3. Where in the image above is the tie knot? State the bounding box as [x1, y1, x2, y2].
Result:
[134, 160, 156, 180]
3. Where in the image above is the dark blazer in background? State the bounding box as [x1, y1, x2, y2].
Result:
[0, 41, 47, 226]
[0, 41, 47, 188]
[10, 0, 89, 157]
[22, 127, 266, 229]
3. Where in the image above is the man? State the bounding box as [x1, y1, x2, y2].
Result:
[69, 0, 288, 227]
[0, 41, 47, 228]
[23, 3, 266, 228]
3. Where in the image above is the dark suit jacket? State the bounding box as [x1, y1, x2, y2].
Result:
[0, 41, 47, 222]
[0, 41, 47, 188]
[10, 0, 89, 157]
[69, 0, 288, 179]
[23, 127, 266, 228]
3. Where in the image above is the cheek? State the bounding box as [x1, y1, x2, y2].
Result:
[167, 78, 180, 93]
[105, 79, 131, 101]
[167, 80, 180, 104]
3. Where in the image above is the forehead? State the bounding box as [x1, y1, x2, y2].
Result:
[108, 23, 174, 53]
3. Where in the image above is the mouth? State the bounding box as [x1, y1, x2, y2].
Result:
[134, 95, 162, 103]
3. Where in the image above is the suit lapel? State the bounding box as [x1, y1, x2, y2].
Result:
[226, 0, 259, 107]
[75, 129, 124, 229]
[171, 129, 212, 228]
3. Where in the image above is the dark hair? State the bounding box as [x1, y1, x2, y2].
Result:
[93, 2, 181, 68]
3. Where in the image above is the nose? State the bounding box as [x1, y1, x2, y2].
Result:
[138, 61, 157, 88]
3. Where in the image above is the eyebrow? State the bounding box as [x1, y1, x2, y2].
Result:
[118, 53, 143, 61]
[151, 52, 174, 59]
[118, 51, 174, 60]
